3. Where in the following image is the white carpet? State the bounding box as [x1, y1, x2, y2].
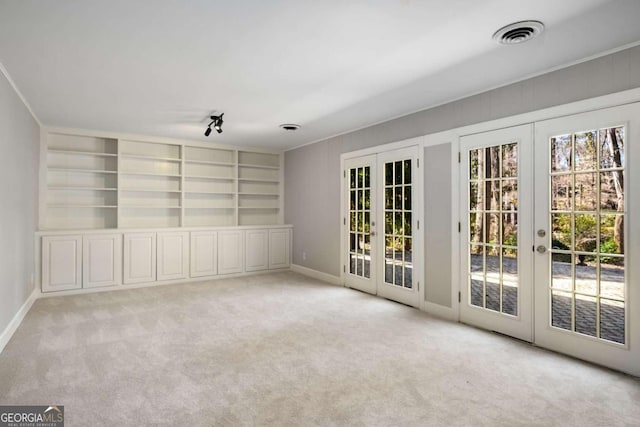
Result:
[1, 271, 638, 426]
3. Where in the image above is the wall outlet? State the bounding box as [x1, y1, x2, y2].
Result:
[302, 252, 307, 261]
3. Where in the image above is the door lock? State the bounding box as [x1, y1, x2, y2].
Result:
[537, 229, 546, 238]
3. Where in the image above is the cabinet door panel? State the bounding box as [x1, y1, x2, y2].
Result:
[269, 229, 290, 269]
[218, 231, 244, 275]
[245, 230, 269, 272]
[190, 231, 218, 277]
[42, 235, 82, 292]
[123, 233, 156, 284]
[83, 234, 122, 288]
[157, 232, 189, 281]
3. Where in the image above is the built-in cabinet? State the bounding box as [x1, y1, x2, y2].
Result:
[82, 234, 122, 288]
[190, 231, 218, 278]
[245, 229, 269, 272]
[42, 235, 82, 292]
[39, 129, 290, 294]
[157, 232, 189, 281]
[217, 230, 244, 275]
[269, 228, 291, 270]
[39, 226, 291, 293]
[123, 233, 157, 284]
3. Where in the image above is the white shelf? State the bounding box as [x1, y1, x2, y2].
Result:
[48, 187, 118, 191]
[49, 168, 117, 174]
[49, 149, 118, 157]
[120, 189, 182, 193]
[185, 159, 235, 166]
[120, 153, 181, 162]
[238, 163, 280, 170]
[48, 205, 118, 208]
[238, 178, 280, 183]
[184, 207, 235, 210]
[184, 190, 235, 195]
[239, 192, 280, 196]
[184, 175, 235, 180]
[120, 206, 181, 209]
[238, 207, 279, 210]
[120, 171, 181, 177]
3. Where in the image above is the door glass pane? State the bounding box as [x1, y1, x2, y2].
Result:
[466, 142, 519, 316]
[551, 290, 572, 331]
[502, 248, 517, 316]
[348, 165, 372, 279]
[548, 126, 626, 343]
[600, 299, 624, 344]
[384, 158, 413, 289]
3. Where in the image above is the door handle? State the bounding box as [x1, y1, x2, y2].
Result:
[536, 245, 547, 254]
[370, 231, 376, 237]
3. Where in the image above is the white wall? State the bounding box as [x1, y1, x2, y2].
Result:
[285, 44, 640, 302]
[0, 67, 39, 336]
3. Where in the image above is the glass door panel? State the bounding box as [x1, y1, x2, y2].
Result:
[460, 124, 533, 342]
[468, 143, 519, 316]
[547, 127, 625, 343]
[344, 155, 377, 294]
[377, 146, 420, 308]
[383, 159, 413, 289]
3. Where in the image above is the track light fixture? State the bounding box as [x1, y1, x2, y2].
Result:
[205, 113, 224, 136]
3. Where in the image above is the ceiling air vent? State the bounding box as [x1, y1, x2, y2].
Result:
[493, 20, 544, 45]
[279, 124, 301, 131]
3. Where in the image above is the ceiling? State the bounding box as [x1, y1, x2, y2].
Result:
[1, 0, 640, 150]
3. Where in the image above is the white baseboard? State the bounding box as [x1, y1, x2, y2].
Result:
[291, 264, 343, 286]
[38, 269, 290, 298]
[0, 287, 39, 353]
[422, 301, 458, 322]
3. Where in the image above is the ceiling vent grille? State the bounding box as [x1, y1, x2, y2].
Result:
[279, 124, 301, 131]
[493, 20, 544, 45]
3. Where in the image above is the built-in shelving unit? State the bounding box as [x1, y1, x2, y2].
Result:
[41, 131, 283, 230]
[183, 146, 237, 227]
[45, 133, 119, 229]
[237, 151, 281, 225]
[118, 140, 183, 229]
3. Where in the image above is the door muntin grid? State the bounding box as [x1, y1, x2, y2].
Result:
[549, 126, 626, 344]
[384, 160, 412, 289]
[468, 143, 519, 316]
[349, 166, 372, 279]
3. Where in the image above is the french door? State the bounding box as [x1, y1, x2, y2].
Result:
[344, 147, 420, 308]
[459, 125, 534, 341]
[460, 103, 640, 375]
[344, 155, 377, 295]
[533, 104, 640, 375]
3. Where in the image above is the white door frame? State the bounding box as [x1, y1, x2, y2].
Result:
[533, 103, 640, 376]
[340, 137, 424, 308]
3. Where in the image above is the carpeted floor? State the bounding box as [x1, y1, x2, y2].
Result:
[1, 271, 639, 426]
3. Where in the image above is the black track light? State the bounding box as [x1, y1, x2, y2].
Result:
[214, 113, 224, 134]
[204, 113, 224, 137]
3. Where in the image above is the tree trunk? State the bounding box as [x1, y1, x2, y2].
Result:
[607, 128, 624, 254]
